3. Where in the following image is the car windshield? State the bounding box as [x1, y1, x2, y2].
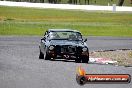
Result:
[48, 31, 82, 41]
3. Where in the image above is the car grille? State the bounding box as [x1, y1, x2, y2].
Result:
[61, 45, 76, 53]
[56, 45, 78, 54]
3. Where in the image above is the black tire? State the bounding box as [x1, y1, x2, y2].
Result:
[75, 58, 81, 63]
[81, 54, 89, 63]
[82, 51, 89, 63]
[39, 50, 44, 59]
[44, 53, 51, 60]
[82, 57, 89, 63]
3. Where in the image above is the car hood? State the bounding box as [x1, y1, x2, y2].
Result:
[49, 40, 87, 47]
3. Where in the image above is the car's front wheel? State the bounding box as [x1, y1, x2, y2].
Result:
[44, 53, 51, 60]
[39, 50, 44, 59]
[81, 55, 89, 63]
[75, 58, 81, 63]
[82, 57, 89, 63]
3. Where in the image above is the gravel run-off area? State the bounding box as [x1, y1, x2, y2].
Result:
[90, 50, 132, 66]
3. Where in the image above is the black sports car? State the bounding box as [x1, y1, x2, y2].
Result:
[39, 29, 89, 63]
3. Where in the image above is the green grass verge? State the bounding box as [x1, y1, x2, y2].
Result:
[0, 6, 132, 36]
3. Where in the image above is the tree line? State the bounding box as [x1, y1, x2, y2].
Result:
[0, 0, 90, 4]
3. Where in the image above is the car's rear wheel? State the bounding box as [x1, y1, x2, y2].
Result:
[39, 50, 44, 59]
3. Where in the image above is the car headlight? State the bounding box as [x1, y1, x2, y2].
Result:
[82, 47, 87, 52]
[49, 46, 54, 50]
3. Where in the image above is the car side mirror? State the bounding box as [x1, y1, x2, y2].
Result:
[84, 38, 87, 42]
[41, 37, 46, 42]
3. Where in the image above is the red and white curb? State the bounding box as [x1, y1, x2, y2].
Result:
[89, 58, 117, 65]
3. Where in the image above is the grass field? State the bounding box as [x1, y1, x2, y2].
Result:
[0, 6, 132, 36]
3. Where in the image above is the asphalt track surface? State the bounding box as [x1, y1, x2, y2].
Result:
[0, 36, 132, 88]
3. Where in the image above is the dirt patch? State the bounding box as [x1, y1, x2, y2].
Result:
[90, 50, 132, 66]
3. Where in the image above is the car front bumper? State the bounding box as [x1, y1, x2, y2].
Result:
[47, 50, 89, 60]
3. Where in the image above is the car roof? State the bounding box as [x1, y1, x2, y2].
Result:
[48, 29, 80, 33]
